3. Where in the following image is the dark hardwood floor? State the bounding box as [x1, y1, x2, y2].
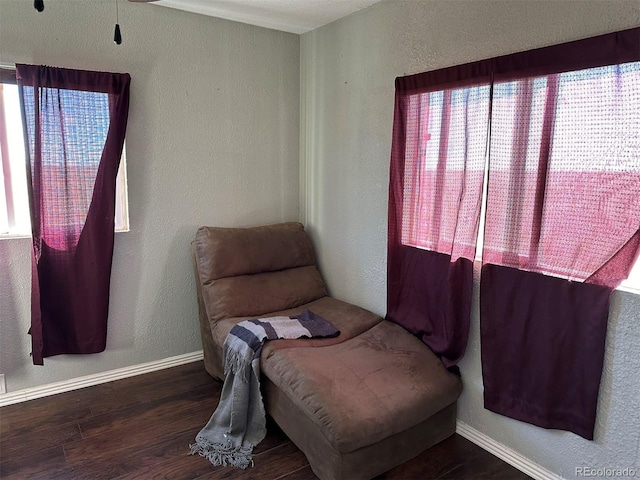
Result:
[0, 361, 531, 480]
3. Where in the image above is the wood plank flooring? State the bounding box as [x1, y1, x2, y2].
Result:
[0, 361, 531, 480]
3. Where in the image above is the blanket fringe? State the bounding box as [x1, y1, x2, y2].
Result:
[189, 438, 254, 469]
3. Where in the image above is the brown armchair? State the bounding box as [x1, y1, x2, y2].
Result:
[192, 222, 462, 480]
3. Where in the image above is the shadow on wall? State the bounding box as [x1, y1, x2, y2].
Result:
[592, 295, 620, 444]
[145, 224, 203, 357]
[0, 238, 32, 382]
[593, 290, 640, 445]
[104, 229, 146, 353]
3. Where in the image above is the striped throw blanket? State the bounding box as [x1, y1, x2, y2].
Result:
[190, 309, 339, 469]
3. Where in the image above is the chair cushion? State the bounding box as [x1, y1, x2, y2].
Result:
[261, 320, 463, 453]
[194, 222, 328, 322]
[202, 265, 328, 323]
[212, 296, 384, 357]
[194, 222, 316, 282]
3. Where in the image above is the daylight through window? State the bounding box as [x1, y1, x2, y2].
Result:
[0, 75, 129, 237]
[402, 62, 640, 292]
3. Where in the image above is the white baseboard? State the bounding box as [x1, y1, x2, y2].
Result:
[0, 351, 204, 407]
[456, 421, 563, 480]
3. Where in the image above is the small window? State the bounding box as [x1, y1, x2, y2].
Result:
[0, 81, 30, 236]
[0, 71, 129, 237]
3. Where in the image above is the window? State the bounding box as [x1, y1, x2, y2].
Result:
[401, 84, 491, 261]
[0, 80, 30, 235]
[477, 46, 640, 440]
[0, 70, 129, 237]
[391, 28, 640, 441]
[402, 61, 640, 292]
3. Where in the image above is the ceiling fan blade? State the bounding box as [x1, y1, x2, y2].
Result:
[128, 0, 160, 3]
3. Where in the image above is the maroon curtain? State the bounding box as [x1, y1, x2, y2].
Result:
[387, 68, 491, 369]
[480, 266, 613, 439]
[16, 65, 130, 365]
[480, 29, 640, 440]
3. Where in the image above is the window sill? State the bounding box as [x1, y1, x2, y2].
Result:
[0, 233, 31, 240]
[472, 258, 640, 296]
[616, 284, 640, 296]
[0, 228, 129, 241]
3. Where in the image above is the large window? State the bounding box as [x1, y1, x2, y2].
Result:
[402, 63, 640, 292]
[0, 71, 129, 237]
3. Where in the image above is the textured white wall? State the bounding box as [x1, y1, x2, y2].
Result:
[301, 0, 640, 477]
[0, 0, 300, 391]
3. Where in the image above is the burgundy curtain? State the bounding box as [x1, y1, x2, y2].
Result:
[480, 29, 640, 440]
[387, 69, 491, 369]
[16, 65, 130, 365]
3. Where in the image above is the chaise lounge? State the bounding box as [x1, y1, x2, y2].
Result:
[192, 222, 462, 480]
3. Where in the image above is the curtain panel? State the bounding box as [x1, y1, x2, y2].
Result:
[389, 27, 639, 438]
[16, 64, 130, 365]
[387, 65, 491, 369]
[480, 31, 640, 440]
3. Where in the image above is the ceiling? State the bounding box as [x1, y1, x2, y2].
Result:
[150, 0, 385, 34]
